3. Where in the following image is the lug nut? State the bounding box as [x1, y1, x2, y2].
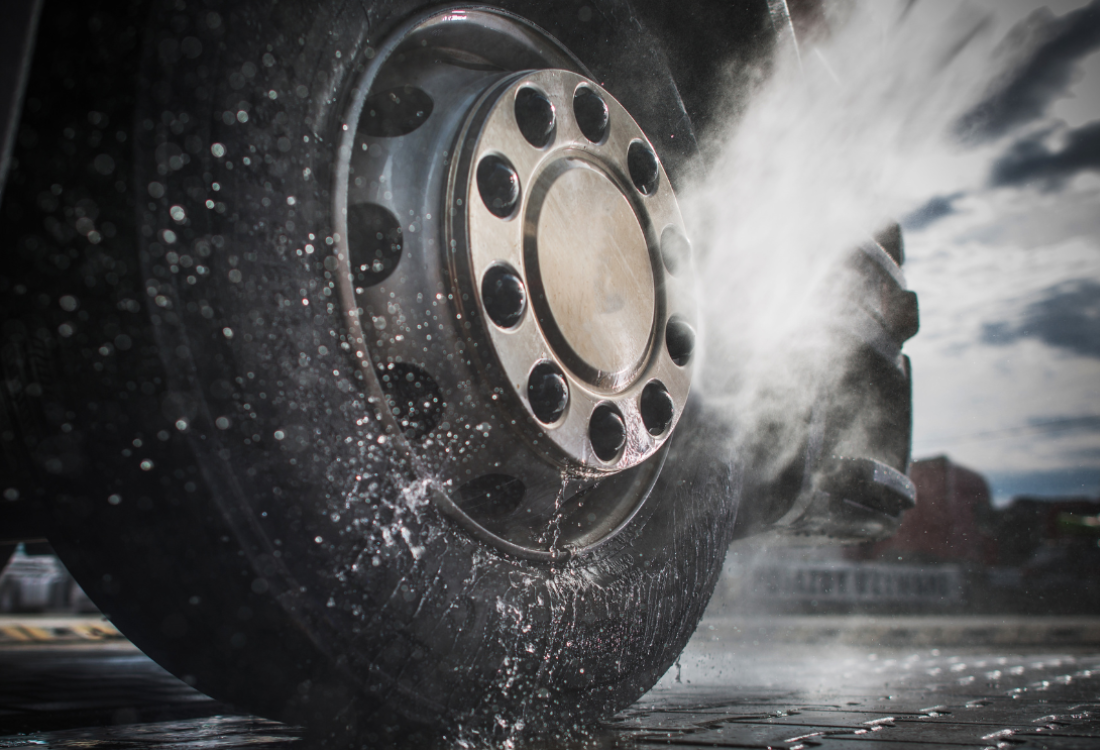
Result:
[515, 87, 556, 148]
[589, 404, 626, 461]
[528, 362, 569, 424]
[481, 265, 527, 329]
[573, 88, 609, 143]
[628, 141, 659, 196]
[477, 155, 520, 218]
[640, 381, 675, 436]
[665, 318, 695, 366]
[660, 226, 690, 276]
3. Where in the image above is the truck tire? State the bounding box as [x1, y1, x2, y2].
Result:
[1, 0, 747, 743]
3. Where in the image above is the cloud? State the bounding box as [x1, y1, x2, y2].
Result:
[901, 192, 964, 231]
[982, 278, 1100, 358]
[955, 0, 1100, 143]
[944, 185, 1100, 250]
[983, 466, 1100, 505]
[989, 120, 1100, 188]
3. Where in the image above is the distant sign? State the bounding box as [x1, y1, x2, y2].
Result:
[749, 562, 962, 604]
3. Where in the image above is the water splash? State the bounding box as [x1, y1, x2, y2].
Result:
[683, 1, 1026, 472]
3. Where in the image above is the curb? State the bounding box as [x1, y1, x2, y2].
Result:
[0, 618, 124, 645]
[696, 616, 1100, 647]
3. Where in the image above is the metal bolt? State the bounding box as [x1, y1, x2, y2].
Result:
[573, 88, 609, 143]
[589, 404, 626, 461]
[481, 265, 527, 328]
[514, 87, 555, 148]
[640, 381, 674, 436]
[665, 318, 695, 366]
[660, 226, 690, 276]
[527, 362, 569, 424]
[628, 141, 659, 196]
[477, 155, 520, 218]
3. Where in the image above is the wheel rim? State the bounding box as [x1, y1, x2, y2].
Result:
[334, 7, 695, 560]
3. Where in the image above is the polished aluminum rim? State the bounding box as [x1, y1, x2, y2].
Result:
[333, 6, 694, 559]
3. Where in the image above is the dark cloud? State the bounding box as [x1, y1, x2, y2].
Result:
[989, 120, 1100, 188]
[982, 279, 1100, 358]
[901, 193, 963, 231]
[955, 0, 1100, 143]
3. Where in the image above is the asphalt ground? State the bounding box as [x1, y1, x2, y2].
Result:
[2, 615, 1100, 748]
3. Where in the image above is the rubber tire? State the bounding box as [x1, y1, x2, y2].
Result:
[0, 0, 742, 742]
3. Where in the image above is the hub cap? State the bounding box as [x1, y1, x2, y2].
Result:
[538, 166, 653, 379]
[334, 9, 696, 559]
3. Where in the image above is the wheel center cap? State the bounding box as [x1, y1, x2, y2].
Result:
[534, 165, 654, 377]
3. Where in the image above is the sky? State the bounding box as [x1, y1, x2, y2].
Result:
[900, 0, 1100, 503]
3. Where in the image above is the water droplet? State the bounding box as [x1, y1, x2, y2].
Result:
[93, 154, 115, 175]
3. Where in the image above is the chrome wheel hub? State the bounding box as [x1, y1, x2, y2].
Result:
[334, 8, 696, 559]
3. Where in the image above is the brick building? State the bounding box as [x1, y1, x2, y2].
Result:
[855, 455, 997, 567]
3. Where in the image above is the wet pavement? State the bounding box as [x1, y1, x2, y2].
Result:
[2, 617, 1100, 748]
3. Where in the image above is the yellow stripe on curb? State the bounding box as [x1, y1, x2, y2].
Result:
[0, 626, 34, 642]
[70, 623, 123, 640]
[0, 620, 123, 644]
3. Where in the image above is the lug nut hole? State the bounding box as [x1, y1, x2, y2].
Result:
[660, 226, 691, 276]
[378, 363, 444, 442]
[628, 141, 660, 196]
[573, 87, 609, 143]
[482, 265, 527, 329]
[589, 404, 626, 461]
[515, 87, 556, 148]
[361, 86, 434, 137]
[665, 317, 695, 366]
[477, 155, 520, 218]
[640, 381, 675, 436]
[348, 203, 404, 287]
[527, 362, 569, 424]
